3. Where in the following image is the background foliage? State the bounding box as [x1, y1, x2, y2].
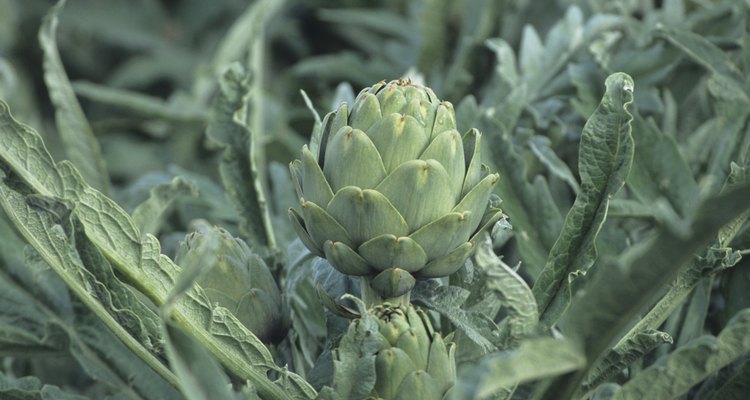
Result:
[1, 0, 749, 399]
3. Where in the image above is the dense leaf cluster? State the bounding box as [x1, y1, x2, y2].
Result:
[1, 0, 749, 399]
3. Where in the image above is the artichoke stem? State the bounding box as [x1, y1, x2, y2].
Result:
[360, 276, 411, 308]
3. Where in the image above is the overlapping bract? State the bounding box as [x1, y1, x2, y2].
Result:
[175, 223, 286, 344]
[339, 304, 456, 400]
[289, 80, 501, 294]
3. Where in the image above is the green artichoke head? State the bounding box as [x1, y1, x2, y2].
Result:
[338, 303, 456, 400]
[175, 222, 286, 344]
[289, 79, 501, 299]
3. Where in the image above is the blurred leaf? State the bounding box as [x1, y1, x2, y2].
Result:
[72, 81, 207, 123]
[533, 72, 635, 326]
[0, 372, 89, 400]
[528, 135, 580, 194]
[450, 337, 585, 400]
[132, 177, 197, 237]
[39, 0, 110, 194]
[628, 114, 698, 218]
[613, 309, 750, 399]
[163, 322, 236, 400]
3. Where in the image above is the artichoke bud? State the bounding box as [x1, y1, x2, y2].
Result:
[335, 303, 457, 400]
[290, 79, 502, 302]
[175, 222, 286, 344]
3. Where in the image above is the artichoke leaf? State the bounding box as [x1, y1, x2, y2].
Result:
[327, 186, 409, 246]
[288, 207, 324, 256]
[375, 348, 417, 400]
[376, 159, 454, 231]
[324, 240, 372, 276]
[409, 212, 474, 260]
[420, 129, 466, 202]
[317, 103, 349, 164]
[357, 234, 428, 273]
[301, 200, 354, 249]
[368, 113, 429, 173]
[461, 129, 484, 197]
[349, 92, 382, 131]
[376, 84, 408, 115]
[429, 102, 457, 140]
[417, 242, 474, 278]
[299, 145, 334, 207]
[393, 371, 441, 400]
[371, 268, 417, 299]
[323, 127, 387, 191]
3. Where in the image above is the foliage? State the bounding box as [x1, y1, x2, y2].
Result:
[1, 0, 749, 399]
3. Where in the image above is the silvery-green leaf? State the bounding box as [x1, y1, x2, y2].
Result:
[376, 159, 453, 231]
[327, 187, 409, 246]
[417, 242, 473, 278]
[419, 129, 465, 201]
[367, 113, 429, 173]
[299, 145, 334, 208]
[348, 92, 382, 132]
[323, 241, 371, 276]
[357, 235, 428, 273]
[323, 127, 387, 191]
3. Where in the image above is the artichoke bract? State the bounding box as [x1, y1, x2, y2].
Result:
[336, 303, 456, 400]
[175, 222, 286, 344]
[289, 79, 501, 302]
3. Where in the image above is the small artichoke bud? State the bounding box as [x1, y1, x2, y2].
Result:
[334, 303, 456, 400]
[175, 221, 286, 344]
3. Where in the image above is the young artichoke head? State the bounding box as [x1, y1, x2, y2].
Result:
[289, 79, 501, 301]
[175, 222, 286, 344]
[336, 303, 456, 400]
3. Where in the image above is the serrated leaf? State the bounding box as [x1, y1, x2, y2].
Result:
[332, 315, 381, 400]
[533, 72, 635, 326]
[0, 249, 181, 400]
[39, 0, 110, 194]
[0, 101, 315, 400]
[480, 119, 563, 277]
[206, 63, 275, 253]
[413, 281, 498, 354]
[0, 176, 175, 386]
[473, 236, 538, 348]
[544, 181, 750, 399]
[582, 329, 673, 394]
[613, 309, 750, 400]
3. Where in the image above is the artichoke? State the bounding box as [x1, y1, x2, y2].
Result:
[289, 79, 501, 301]
[335, 303, 456, 400]
[175, 222, 286, 343]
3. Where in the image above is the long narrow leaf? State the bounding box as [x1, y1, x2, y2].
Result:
[533, 72, 635, 325]
[39, 0, 110, 194]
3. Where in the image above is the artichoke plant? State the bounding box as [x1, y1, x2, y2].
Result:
[335, 303, 456, 400]
[289, 79, 501, 302]
[175, 222, 286, 344]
